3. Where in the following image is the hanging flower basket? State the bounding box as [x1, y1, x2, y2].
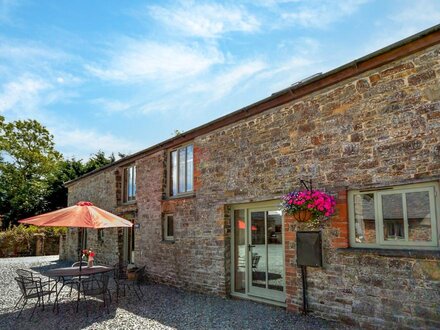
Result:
[291, 209, 313, 222]
[281, 190, 336, 226]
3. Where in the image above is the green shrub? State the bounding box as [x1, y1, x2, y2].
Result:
[0, 225, 66, 257]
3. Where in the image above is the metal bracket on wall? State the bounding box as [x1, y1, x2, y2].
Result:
[300, 179, 313, 191]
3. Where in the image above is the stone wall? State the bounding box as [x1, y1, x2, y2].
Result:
[64, 169, 120, 265]
[194, 43, 440, 328]
[65, 42, 440, 328]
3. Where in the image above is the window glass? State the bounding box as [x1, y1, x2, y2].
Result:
[353, 194, 376, 244]
[179, 148, 186, 193]
[186, 145, 193, 192]
[171, 151, 178, 195]
[382, 193, 404, 241]
[349, 183, 438, 248]
[169, 144, 194, 196]
[123, 165, 136, 202]
[132, 166, 136, 197]
[234, 209, 246, 293]
[407, 191, 432, 242]
[167, 215, 174, 238]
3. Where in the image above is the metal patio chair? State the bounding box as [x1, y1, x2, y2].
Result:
[14, 276, 57, 319]
[15, 269, 53, 307]
[81, 274, 111, 314]
[113, 263, 145, 301]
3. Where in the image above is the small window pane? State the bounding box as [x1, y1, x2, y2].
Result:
[167, 216, 174, 237]
[353, 194, 376, 243]
[382, 194, 404, 241]
[171, 151, 178, 195]
[407, 191, 432, 242]
[179, 148, 186, 193]
[186, 145, 193, 192]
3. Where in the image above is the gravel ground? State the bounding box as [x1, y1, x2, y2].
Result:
[0, 256, 345, 330]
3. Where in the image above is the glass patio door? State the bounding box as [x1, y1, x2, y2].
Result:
[231, 202, 285, 304]
[248, 209, 285, 301]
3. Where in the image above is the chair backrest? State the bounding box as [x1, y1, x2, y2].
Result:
[113, 263, 128, 280]
[16, 269, 34, 279]
[82, 274, 109, 296]
[135, 266, 146, 283]
[15, 277, 38, 297]
[72, 261, 88, 267]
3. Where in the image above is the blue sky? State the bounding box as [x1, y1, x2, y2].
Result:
[1, 0, 439, 160]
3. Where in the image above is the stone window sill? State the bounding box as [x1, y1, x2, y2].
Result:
[161, 240, 175, 244]
[337, 247, 440, 259]
[121, 200, 137, 206]
[163, 193, 195, 201]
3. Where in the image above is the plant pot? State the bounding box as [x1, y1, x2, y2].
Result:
[87, 259, 94, 268]
[292, 210, 313, 222]
[127, 267, 139, 281]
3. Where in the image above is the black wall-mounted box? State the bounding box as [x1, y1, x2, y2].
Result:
[296, 231, 322, 267]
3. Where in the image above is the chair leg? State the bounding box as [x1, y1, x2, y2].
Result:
[17, 299, 27, 319]
[14, 295, 23, 309]
[30, 299, 39, 320]
[133, 284, 141, 300]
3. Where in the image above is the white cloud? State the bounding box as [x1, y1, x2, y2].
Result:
[148, 2, 260, 38]
[0, 76, 52, 115]
[276, 0, 369, 28]
[191, 60, 267, 101]
[86, 40, 224, 83]
[91, 98, 133, 113]
[53, 128, 143, 160]
[362, 0, 440, 54]
[391, 0, 440, 26]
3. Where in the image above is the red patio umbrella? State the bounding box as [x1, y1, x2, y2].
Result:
[19, 201, 133, 228]
[19, 201, 133, 268]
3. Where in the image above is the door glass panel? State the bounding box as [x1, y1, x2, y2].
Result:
[251, 211, 266, 289]
[407, 191, 432, 242]
[234, 210, 246, 293]
[267, 211, 283, 291]
[382, 193, 404, 240]
[353, 194, 376, 243]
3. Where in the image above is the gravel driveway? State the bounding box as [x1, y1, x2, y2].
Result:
[0, 256, 344, 330]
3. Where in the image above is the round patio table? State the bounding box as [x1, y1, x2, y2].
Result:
[46, 265, 114, 313]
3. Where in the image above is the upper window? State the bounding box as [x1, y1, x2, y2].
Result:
[169, 144, 193, 196]
[123, 165, 136, 203]
[348, 182, 439, 249]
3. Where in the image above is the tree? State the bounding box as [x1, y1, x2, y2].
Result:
[0, 117, 121, 228]
[46, 152, 117, 211]
[0, 118, 62, 228]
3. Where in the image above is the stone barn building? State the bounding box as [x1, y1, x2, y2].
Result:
[63, 25, 440, 328]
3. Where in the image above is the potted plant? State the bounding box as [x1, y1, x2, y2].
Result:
[281, 190, 336, 228]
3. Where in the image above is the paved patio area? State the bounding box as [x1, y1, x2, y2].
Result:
[0, 256, 345, 330]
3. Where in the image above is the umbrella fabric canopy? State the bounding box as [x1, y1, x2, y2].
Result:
[19, 201, 133, 228]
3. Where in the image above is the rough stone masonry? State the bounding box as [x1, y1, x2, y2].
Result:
[65, 32, 440, 329]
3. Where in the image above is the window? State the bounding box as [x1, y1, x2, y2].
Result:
[164, 214, 174, 241]
[123, 165, 136, 203]
[348, 182, 439, 249]
[169, 144, 193, 196]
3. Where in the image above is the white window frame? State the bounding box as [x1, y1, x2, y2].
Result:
[168, 143, 194, 197]
[123, 165, 136, 203]
[164, 214, 174, 241]
[348, 182, 440, 249]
